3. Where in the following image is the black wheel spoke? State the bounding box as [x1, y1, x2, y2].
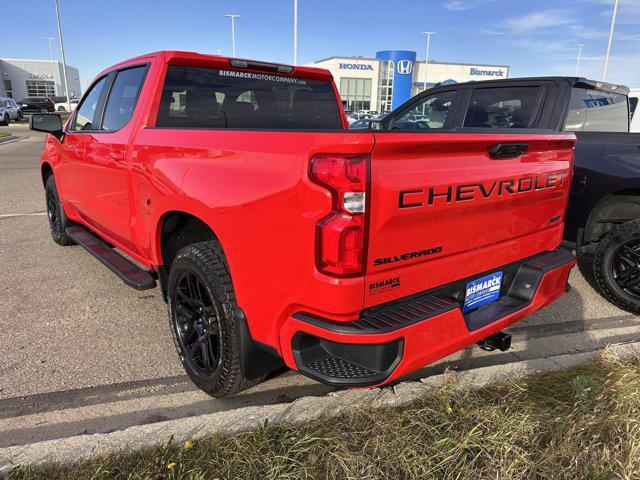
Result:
[620, 273, 640, 289]
[618, 251, 637, 268]
[622, 246, 640, 263]
[188, 274, 202, 303]
[177, 288, 198, 307]
[200, 338, 212, 369]
[182, 323, 196, 345]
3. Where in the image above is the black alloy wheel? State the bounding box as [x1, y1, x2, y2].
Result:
[46, 183, 60, 236]
[593, 219, 640, 314]
[173, 270, 222, 375]
[44, 175, 74, 246]
[612, 241, 640, 298]
[167, 241, 262, 397]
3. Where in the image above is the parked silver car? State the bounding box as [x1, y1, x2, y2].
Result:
[0, 97, 23, 125]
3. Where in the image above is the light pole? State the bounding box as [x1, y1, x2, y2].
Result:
[293, 0, 298, 65]
[225, 14, 241, 57]
[575, 44, 586, 77]
[82, 66, 88, 92]
[54, 0, 70, 111]
[602, 0, 619, 81]
[422, 32, 436, 92]
[44, 37, 56, 61]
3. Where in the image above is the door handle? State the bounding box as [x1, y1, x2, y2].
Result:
[109, 151, 126, 163]
[488, 143, 529, 159]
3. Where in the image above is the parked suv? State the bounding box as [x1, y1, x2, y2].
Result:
[18, 97, 55, 113]
[31, 52, 575, 397]
[378, 77, 640, 313]
[0, 97, 22, 125]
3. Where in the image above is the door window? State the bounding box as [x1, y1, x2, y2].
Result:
[463, 87, 541, 128]
[391, 90, 457, 130]
[71, 76, 108, 131]
[101, 66, 147, 131]
[564, 87, 629, 132]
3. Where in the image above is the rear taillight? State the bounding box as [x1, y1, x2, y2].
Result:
[47, 98, 54, 105]
[309, 154, 368, 276]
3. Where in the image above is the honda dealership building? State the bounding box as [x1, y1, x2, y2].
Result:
[311, 50, 509, 113]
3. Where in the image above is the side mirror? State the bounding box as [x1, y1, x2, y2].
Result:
[369, 120, 384, 130]
[29, 114, 64, 139]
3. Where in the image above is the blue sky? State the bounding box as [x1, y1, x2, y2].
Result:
[2, 0, 639, 89]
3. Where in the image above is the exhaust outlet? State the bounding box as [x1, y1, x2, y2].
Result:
[477, 331, 511, 352]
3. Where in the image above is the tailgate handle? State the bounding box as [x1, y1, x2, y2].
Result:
[488, 143, 529, 159]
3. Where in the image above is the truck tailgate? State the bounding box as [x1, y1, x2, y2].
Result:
[365, 132, 575, 307]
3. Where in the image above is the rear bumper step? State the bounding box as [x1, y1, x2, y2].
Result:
[66, 226, 156, 291]
[284, 248, 575, 387]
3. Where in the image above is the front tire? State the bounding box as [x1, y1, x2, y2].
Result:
[0, 114, 8, 126]
[593, 219, 640, 314]
[45, 175, 74, 246]
[167, 241, 260, 397]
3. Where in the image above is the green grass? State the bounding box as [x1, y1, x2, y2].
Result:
[5, 350, 640, 480]
[0, 132, 9, 138]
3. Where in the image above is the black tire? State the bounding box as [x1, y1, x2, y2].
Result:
[17, 110, 23, 120]
[593, 219, 640, 314]
[0, 114, 8, 126]
[39, 107, 48, 114]
[167, 241, 260, 397]
[45, 175, 74, 246]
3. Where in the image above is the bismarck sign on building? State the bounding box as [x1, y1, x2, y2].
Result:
[469, 67, 505, 77]
[339, 63, 374, 70]
[27, 73, 54, 79]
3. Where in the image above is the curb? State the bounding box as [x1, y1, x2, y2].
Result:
[1, 341, 639, 473]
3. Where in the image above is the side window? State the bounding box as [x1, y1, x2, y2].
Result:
[564, 88, 628, 132]
[464, 87, 541, 128]
[71, 76, 108, 131]
[630, 97, 638, 121]
[101, 66, 147, 131]
[391, 91, 458, 130]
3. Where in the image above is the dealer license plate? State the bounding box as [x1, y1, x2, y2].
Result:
[463, 271, 503, 313]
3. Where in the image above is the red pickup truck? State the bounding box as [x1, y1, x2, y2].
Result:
[31, 51, 576, 397]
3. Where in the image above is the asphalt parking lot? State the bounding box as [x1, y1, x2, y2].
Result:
[1, 123, 639, 449]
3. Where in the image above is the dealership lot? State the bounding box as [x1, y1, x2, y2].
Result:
[1, 123, 639, 448]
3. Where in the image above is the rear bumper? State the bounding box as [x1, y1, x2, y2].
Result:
[279, 248, 575, 387]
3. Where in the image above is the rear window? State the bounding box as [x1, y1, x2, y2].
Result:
[22, 97, 46, 103]
[156, 66, 342, 130]
[463, 87, 542, 128]
[564, 88, 628, 132]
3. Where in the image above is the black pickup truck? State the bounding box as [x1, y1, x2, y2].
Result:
[372, 77, 640, 313]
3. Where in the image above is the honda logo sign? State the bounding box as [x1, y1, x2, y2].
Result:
[397, 60, 413, 75]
